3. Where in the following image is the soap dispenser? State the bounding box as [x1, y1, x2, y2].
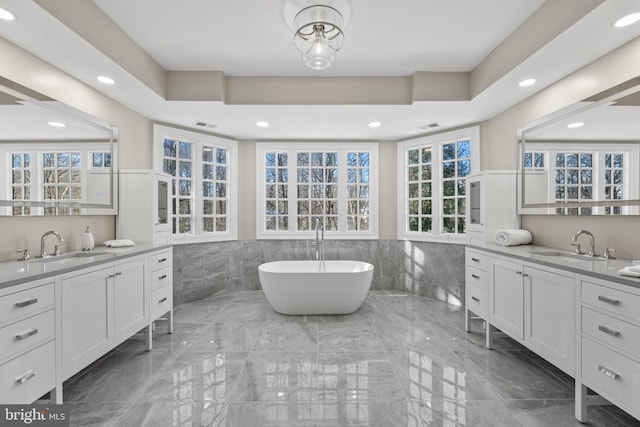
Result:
[82, 226, 95, 251]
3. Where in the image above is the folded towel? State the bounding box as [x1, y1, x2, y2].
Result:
[494, 229, 533, 247]
[103, 239, 135, 248]
[618, 265, 640, 278]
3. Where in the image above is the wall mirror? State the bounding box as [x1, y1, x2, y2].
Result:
[518, 76, 640, 215]
[0, 76, 117, 216]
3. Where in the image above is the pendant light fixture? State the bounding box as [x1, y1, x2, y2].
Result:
[293, 5, 345, 70]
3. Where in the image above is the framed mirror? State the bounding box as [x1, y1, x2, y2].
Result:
[0, 77, 117, 216]
[518, 77, 640, 215]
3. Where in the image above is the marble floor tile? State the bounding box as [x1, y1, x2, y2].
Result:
[317, 322, 386, 353]
[60, 291, 640, 426]
[254, 322, 318, 351]
[229, 352, 320, 402]
[189, 321, 263, 352]
[317, 352, 406, 402]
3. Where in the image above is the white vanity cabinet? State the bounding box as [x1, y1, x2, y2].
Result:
[0, 279, 58, 404]
[148, 248, 173, 348]
[464, 248, 488, 331]
[480, 253, 576, 375]
[576, 276, 640, 422]
[60, 255, 149, 379]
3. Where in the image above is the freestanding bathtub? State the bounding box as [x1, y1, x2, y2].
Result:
[258, 260, 374, 315]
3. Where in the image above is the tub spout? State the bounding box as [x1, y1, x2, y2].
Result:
[313, 218, 325, 261]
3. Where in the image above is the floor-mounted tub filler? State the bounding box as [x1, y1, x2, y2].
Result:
[258, 260, 374, 315]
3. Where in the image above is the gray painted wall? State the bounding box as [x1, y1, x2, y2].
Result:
[172, 240, 464, 306]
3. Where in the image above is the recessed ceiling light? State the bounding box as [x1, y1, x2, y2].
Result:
[368, 121, 382, 128]
[614, 12, 640, 28]
[518, 78, 536, 87]
[0, 7, 16, 21]
[97, 75, 115, 85]
[48, 121, 66, 128]
[256, 121, 269, 128]
[567, 122, 584, 128]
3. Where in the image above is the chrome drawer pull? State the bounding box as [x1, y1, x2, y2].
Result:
[159, 274, 167, 280]
[15, 328, 38, 340]
[598, 365, 620, 380]
[515, 271, 523, 275]
[158, 297, 168, 303]
[471, 296, 480, 302]
[471, 274, 480, 279]
[597, 295, 620, 305]
[598, 325, 621, 337]
[471, 257, 480, 262]
[16, 370, 39, 385]
[107, 272, 123, 278]
[158, 258, 167, 263]
[15, 297, 38, 308]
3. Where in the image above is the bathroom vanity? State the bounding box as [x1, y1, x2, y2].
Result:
[0, 245, 172, 404]
[465, 243, 640, 423]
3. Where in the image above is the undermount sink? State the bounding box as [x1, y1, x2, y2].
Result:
[529, 251, 606, 261]
[28, 251, 111, 264]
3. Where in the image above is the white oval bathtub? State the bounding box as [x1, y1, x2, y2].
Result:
[258, 260, 374, 315]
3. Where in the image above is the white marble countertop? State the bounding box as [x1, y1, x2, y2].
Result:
[0, 244, 171, 290]
[468, 242, 640, 289]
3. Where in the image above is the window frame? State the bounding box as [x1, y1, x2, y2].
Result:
[153, 124, 238, 244]
[397, 126, 480, 243]
[256, 142, 379, 240]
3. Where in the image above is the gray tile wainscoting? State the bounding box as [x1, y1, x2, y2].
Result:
[172, 240, 465, 306]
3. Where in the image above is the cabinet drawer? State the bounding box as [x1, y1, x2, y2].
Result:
[0, 340, 55, 404]
[582, 307, 640, 358]
[466, 281, 486, 317]
[466, 266, 486, 289]
[0, 283, 54, 326]
[151, 285, 172, 320]
[466, 250, 487, 271]
[582, 337, 640, 412]
[0, 310, 55, 362]
[582, 280, 640, 322]
[151, 266, 172, 291]
[150, 250, 172, 272]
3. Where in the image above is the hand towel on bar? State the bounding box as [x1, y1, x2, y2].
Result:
[103, 239, 135, 248]
[618, 265, 640, 278]
[494, 229, 533, 247]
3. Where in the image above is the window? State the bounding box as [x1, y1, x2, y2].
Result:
[397, 127, 479, 242]
[256, 143, 378, 239]
[154, 125, 237, 243]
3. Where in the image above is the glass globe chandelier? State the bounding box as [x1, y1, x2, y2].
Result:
[293, 5, 345, 70]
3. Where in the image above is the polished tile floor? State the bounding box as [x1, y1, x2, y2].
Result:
[64, 291, 639, 426]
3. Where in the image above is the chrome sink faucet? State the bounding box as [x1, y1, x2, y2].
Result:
[570, 229, 596, 257]
[312, 218, 325, 261]
[40, 230, 65, 258]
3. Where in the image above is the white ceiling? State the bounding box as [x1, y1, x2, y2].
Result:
[1, 0, 640, 141]
[93, 0, 544, 76]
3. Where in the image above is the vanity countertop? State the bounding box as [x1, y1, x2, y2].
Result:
[468, 242, 640, 289]
[0, 244, 171, 290]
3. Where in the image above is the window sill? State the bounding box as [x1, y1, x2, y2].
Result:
[398, 234, 467, 245]
[170, 234, 238, 245]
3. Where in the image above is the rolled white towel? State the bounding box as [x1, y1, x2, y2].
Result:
[494, 229, 533, 247]
[618, 265, 640, 278]
[103, 239, 136, 248]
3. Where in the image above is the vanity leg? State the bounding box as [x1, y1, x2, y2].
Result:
[464, 308, 471, 332]
[146, 323, 153, 351]
[168, 309, 174, 334]
[485, 323, 494, 349]
[50, 383, 63, 404]
[575, 381, 588, 423]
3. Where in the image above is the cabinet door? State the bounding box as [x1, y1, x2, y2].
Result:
[114, 258, 149, 344]
[61, 267, 113, 380]
[525, 266, 575, 374]
[489, 257, 524, 340]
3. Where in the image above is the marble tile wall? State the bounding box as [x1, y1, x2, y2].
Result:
[172, 240, 465, 306]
